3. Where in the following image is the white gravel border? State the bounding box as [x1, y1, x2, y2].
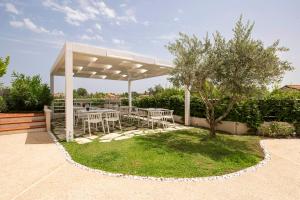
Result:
[48, 131, 271, 182]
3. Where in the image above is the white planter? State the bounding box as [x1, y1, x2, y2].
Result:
[174, 115, 250, 135]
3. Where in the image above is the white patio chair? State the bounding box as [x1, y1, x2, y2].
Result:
[119, 106, 130, 120]
[104, 111, 122, 133]
[161, 110, 175, 128]
[136, 108, 148, 126]
[128, 106, 139, 122]
[75, 109, 87, 126]
[149, 110, 164, 129]
[83, 113, 105, 136]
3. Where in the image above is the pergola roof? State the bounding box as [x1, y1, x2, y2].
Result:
[51, 42, 173, 81]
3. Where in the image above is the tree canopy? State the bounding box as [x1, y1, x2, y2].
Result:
[0, 56, 9, 78]
[167, 16, 293, 136]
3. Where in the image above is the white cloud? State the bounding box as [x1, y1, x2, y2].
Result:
[87, 28, 93, 33]
[95, 23, 102, 31]
[42, 0, 137, 26]
[173, 17, 179, 22]
[9, 20, 24, 28]
[95, 1, 116, 18]
[5, 3, 19, 15]
[80, 34, 103, 41]
[23, 18, 48, 33]
[142, 21, 150, 26]
[112, 38, 125, 45]
[43, 0, 90, 26]
[9, 18, 64, 36]
[117, 8, 137, 23]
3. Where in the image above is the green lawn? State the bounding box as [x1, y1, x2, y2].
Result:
[62, 129, 264, 178]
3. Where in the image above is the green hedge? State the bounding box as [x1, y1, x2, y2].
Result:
[130, 95, 299, 129]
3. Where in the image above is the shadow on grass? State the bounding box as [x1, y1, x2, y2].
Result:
[135, 129, 263, 162]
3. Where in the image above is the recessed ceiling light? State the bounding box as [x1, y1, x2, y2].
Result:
[91, 71, 97, 75]
[121, 74, 127, 77]
[100, 75, 107, 79]
[134, 64, 143, 68]
[104, 65, 112, 69]
[77, 66, 83, 71]
[139, 69, 148, 73]
[90, 57, 98, 62]
[114, 70, 121, 74]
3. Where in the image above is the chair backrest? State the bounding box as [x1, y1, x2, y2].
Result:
[105, 111, 120, 120]
[119, 106, 129, 115]
[149, 110, 163, 117]
[138, 108, 147, 117]
[88, 113, 103, 122]
[162, 110, 173, 117]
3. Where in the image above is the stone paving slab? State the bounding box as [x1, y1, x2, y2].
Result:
[74, 137, 92, 144]
[1, 132, 300, 200]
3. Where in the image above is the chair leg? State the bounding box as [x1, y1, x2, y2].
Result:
[83, 121, 86, 133]
[151, 119, 154, 129]
[88, 122, 91, 136]
[106, 121, 110, 134]
[102, 121, 105, 134]
[118, 120, 122, 132]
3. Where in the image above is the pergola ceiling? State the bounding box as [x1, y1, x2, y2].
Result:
[51, 42, 173, 81]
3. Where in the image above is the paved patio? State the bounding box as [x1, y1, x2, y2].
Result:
[1, 131, 300, 200]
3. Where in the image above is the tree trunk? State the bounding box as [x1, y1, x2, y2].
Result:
[209, 119, 217, 137]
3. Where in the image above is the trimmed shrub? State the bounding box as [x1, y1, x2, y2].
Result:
[6, 72, 53, 112]
[123, 89, 300, 130]
[0, 96, 7, 112]
[258, 121, 295, 137]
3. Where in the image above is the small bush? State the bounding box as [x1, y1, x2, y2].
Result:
[0, 96, 7, 112]
[6, 72, 53, 112]
[258, 121, 295, 137]
[295, 122, 300, 137]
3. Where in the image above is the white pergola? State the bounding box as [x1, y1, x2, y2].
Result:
[50, 42, 190, 141]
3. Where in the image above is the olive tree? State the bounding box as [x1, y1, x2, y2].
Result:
[167, 16, 293, 136]
[0, 56, 9, 78]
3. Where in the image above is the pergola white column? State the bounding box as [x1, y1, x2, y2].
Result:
[128, 79, 132, 111]
[184, 85, 190, 126]
[50, 74, 54, 95]
[65, 44, 74, 142]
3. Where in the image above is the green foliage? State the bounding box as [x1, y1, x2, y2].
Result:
[147, 84, 165, 95]
[0, 96, 7, 112]
[166, 16, 293, 136]
[0, 56, 9, 77]
[258, 122, 295, 137]
[6, 72, 53, 111]
[130, 88, 299, 130]
[268, 89, 300, 99]
[73, 88, 88, 97]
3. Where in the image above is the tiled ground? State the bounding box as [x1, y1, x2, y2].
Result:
[52, 116, 188, 144]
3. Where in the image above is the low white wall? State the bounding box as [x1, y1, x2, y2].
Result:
[44, 106, 52, 132]
[174, 115, 250, 135]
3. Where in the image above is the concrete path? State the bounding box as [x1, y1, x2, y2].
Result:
[0, 132, 300, 200]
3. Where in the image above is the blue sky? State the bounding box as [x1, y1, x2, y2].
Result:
[0, 0, 299, 93]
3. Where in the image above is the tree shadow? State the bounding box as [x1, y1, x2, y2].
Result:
[135, 130, 262, 162]
[25, 132, 54, 144]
